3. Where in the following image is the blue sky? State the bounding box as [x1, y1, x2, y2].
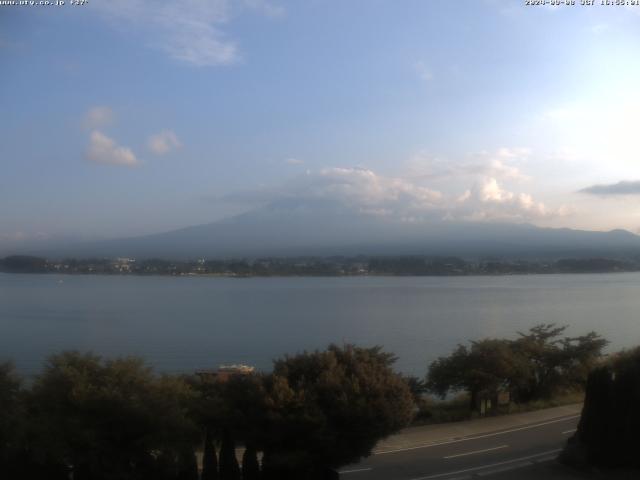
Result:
[3, 0, 640, 248]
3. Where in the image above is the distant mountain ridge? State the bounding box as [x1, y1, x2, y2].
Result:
[16, 199, 640, 260]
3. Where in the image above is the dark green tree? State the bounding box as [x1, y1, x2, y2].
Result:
[201, 428, 219, 480]
[156, 450, 178, 480]
[0, 362, 31, 478]
[27, 351, 199, 480]
[513, 324, 607, 401]
[219, 429, 241, 480]
[427, 339, 519, 410]
[562, 347, 640, 468]
[403, 375, 427, 401]
[0, 255, 48, 273]
[427, 325, 608, 408]
[261, 344, 414, 477]
[177, 448, 199, 480]
[241, 444, 260, 480]
[192, 374, 267, 479]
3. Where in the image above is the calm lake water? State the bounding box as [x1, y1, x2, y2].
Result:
[2, 273, 640, 377]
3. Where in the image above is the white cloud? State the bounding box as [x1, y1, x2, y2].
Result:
[94, 0, 283, 67]
[304, 167, 443, 213]
[478, 177, 513, 203]
[455, 177, 565, 222]
[221, 165, 565, 223]
[284, 158, 304, 165]
[407, 148, 530, 182]
[220, 167, 442, 215]
[467, 158, 529, 181]
[84, 106, 114, 129]
[148, 130, 182, 155]
[86, 130, 138, 167]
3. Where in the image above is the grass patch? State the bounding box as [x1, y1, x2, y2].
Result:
[412, 390, 584, 427]
[498, 391, 584, 415]
[412, 393, 473, 425]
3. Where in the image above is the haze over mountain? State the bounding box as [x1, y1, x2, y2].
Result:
[18, 196, 640, 261]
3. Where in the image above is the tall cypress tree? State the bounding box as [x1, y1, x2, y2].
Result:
[241, 444, 260, 480]
[219, 430, 241, 480]
[177, 448, 199, 480]
[157, 450, 178, 480]
[201, 428, 219, 480]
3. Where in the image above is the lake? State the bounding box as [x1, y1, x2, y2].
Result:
[1, 273, 639, 377]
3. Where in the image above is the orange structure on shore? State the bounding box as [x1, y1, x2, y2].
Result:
[195, 364, 255, 382]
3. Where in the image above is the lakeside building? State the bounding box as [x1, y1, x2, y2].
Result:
[196, 364, 255, 383]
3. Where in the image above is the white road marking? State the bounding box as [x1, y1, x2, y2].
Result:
[339, 467, 373, 474]
[375, 414, 579, 455]
[562, 429, 577, 435]
[443, 445, 508, 459]
[408, 448, 562, 480]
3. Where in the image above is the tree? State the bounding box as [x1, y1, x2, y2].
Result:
[559, 331, 609, 388]
[261, 344, 414, 477]
[201, 428, 219, 480]
[241, 445, 260, 480]
[156, 450, 178, 480]
[427, 339, 519, 410]
[403, 375, 427, 402]
[562, 347, 640, 468]
[0, 362, 28, 477]
[218, 430, 240, 480]
[190, 373, 267, 479]
[176, 448, 199, 480]
[27, 351, 199, 480]
[427, 325, 608, 409]
[0, 255, 48, 273]
[512, 324, 607, 401]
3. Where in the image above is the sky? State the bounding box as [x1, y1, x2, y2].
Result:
[3, 0, 640, 249]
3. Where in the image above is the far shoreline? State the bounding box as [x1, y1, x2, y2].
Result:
[3, 270, 640, 279]
[3, 254, 639, 277]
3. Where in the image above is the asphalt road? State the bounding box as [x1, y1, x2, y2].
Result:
[339, 413, 580, 480]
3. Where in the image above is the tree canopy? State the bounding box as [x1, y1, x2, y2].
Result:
[259, 344, 414, 477]
[563, 346, 640, 469]
[0, 331, 608, 479]
[0, 345, 416, 479]
[25, 352, 199, 480]
[427, 324, 607, 406]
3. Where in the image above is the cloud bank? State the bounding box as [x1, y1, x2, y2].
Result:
[456, 178, 553, 222]
[580, 180, 640, 196]
[221, 161, 566, 223]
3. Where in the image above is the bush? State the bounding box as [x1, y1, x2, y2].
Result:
[563, 347, 640, 469]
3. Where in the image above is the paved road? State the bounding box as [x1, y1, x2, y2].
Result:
[339, 411, 580, 480]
